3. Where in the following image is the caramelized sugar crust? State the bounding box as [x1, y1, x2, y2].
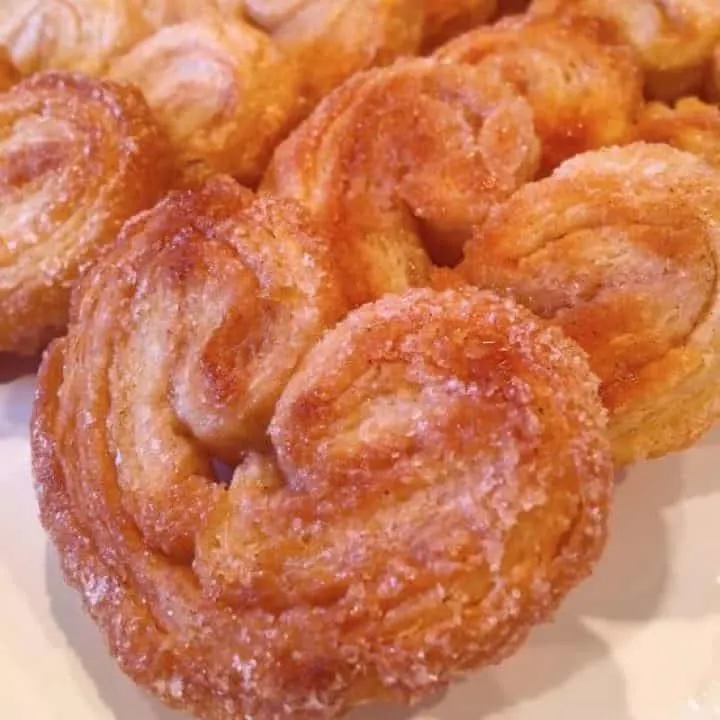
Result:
[264, 58, 541, 288]
[0, 48, 20, 91]
[33, 273, 612, 718]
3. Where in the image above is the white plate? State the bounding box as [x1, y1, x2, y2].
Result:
[0, 371, 719, 720]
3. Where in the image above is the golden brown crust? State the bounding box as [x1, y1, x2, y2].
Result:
[636, 98, 720, 170]
[436, 15, 643, 173]
[0, 0, 154, 75]
[0, 71, 173, 356]
[460, 142, 720, 465]
[108, 15, 302, 186]
[244, 0, 424, 107]
[421, 0, 497, 50]
[529, 0, 720, 100]
[32, 278, 612, 719]
[0, 48, 20, 91]
[264, 58, 540, 297]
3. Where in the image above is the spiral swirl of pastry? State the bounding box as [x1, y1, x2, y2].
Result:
[529, 0, 720, 100]
[264, 58, 540, 296]
[243, 0, 424, 106]
[461, 142, 720, 465]
[0, 49, 20, 91]
[421, 0, 497, 49]
[637, 98, 720, 170]
[436, 15, 643, 173]
[0, 0, 154, 75]
[0, 71, 173, 356]
[33, 266, 613, 719]
[108, 15, 302, 185]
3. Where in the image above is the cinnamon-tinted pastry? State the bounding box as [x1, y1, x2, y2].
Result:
[637, 98, 720, 169]
[264, 58, 540, 293]
[436, 15, 643, 173]
[421, 0, 497, 49]
[0, 0, 153, 75]
[707, 44, 720, 101]
[33, 280, 613, 719]
[243, 0, 424, 106]
[529, 0, 720, 100]
[0, 71, 173, 355]
[461, 142, 720, 465]
[108, 15, 302, 185]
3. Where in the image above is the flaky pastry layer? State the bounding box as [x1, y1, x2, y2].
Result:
[637, 98, 720, 170]
[0, 71, 173, 355]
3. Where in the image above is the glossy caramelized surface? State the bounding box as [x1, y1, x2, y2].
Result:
[0, 47, 18, 90]
[422, 0, 497, 49]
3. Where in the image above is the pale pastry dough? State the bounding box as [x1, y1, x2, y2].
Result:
[108, 15, 302, 185]
[0, 0, 153, 75]
[243, 0, 424, 105]
[529, 0, 720, 99]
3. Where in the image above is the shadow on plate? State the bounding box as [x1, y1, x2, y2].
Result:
[46, 550, 189, 720]
[567, 450, 717, 624]
[413, 618, 632, 720]
[694, 425, 720, 450]
[0, 353, 39, 384]
[45, 448, 710, 720]
[0, 374, 36, 436]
